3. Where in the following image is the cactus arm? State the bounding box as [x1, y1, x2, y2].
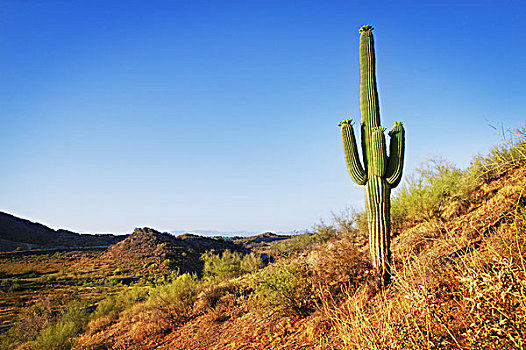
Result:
[385, 122, 405, 188]
[340, 119, 367, 185]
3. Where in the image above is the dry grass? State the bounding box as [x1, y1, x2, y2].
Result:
[320, 196, 526, 350]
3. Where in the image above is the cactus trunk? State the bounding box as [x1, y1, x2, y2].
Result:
[339, 25, 405, 285]
[365, 177, 391, 277]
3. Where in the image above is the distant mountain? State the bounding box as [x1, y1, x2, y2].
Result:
[170, 229, 296, 237]
[0, 211, 126, 252]
[233, 232, 291, 244]
[232, 232, 292, 251]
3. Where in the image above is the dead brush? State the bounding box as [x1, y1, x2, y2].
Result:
[193, 279, 241, 318]
[308, 235, 371, 297]
[320, 197, 526, 350]
[319, 252, 462, 349]
[454, 204, 526, 349]
[456, 256, 526, 349]
[319, 282, 447, 349]
[0, 296, 55, 346]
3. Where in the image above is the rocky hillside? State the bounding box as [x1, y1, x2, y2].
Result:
[101, 227, 249, 276]
[0, 212, 125, 252]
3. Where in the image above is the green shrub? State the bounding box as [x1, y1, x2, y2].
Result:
[470, 125, 526, 180]
[333, 208, 367, 245]
[251, 262, 313, 315]
[201, 250, 264, 281]
[8, 281, 21, 293]
[240, 252, 265, 274]
[0, 298, 54, 347]
[92, 286, 148, 320]
[147, 273, 200, 323]
[21, 268, 39, 278]
[0, 301, 89, 350]
[272, 220, 338, 257]
[202, 250, 242, 281]
[391, 158, 463, 224]
[31, 307, 88, 350]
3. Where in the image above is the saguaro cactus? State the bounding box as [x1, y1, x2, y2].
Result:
[339, 25, 405, 285]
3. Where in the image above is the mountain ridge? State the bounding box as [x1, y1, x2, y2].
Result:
[0, 211, 126, 252]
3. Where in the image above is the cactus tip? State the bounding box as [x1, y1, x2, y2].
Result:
[359, 25, 374, 33]
[393, 121, 404, 129]
[389, 122, 404, 135]
[339, 119, 354, 127]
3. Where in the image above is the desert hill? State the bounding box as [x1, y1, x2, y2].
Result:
[100, 227, 249, 276]
[0, 211, 125, 252]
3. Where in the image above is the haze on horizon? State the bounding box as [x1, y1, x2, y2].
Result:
[1, 0, 524, 235]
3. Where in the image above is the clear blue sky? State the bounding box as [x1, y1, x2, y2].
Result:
[1, 0, 524, 235]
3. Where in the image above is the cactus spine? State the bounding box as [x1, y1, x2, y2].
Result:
[339, 25, 405, 285]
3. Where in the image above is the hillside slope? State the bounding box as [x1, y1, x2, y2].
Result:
[75, 164, 526, 349]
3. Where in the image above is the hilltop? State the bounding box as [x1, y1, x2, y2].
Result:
[0, 212, 125, 252]
[101, 227, 249, 276]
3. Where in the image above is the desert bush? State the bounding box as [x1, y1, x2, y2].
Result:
[201, 250, 263, 281]
[251, 262, 313, 315]
[31, 306, 88, 350]
[391, 158, 463, 225]
[91, 286, 148, 320]
[21, 268, 39, 278]
[308, 236, 371, 298]
[271, 232, 316, 256]
[84, 273, 203, 345]
[272, 220, 338, 257]
[472, 125, 526, 179]
[147, 272, 200, 324]
[0, 297, 54, 347]
[333, 208, 367, 245]
[193, 279, 243, 316]
[240, 252, 265, 274]
[201, 250, 242, 281]
[0, 299, 90, 350]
